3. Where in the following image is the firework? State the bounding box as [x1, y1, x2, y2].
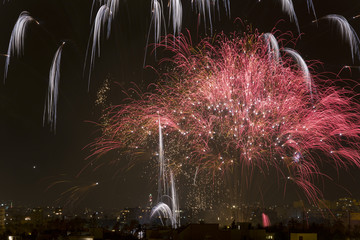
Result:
[192, 0, 213, 35]
[45, 174, 100, 208]
[282, 48, 313, 100]
[151, 119, 180, 228]
[279, 0, 300, 34]
[43, 42, 65, 133]
[151, 202, 175, 226]
[315, 14, 360, 63]
[4, 11, 39, 82]
[91, 31, 360, 205]
[262, 213, 271, 227]
[263, 33, 280, 62]
[168, 0, 183, 36]
[305, 0, 316, 19]
[85, 5, 112, 90]
[144, 0, 167, 66]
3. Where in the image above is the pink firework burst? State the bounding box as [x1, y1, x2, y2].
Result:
[90, 30, 360, 204]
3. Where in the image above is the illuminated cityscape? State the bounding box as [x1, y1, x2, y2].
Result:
[1, 197, 360, 239]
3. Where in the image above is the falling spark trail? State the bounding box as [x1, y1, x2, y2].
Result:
[223, 0, 231, 18]
[190, 0, 230, 34]
[151, 0, 165, 46]
[192, 0, 213, 35]
[306, 0, 316, 19]
[144, 0, 166, 66]
[279, 0, 300, 34]
[283, 48, 313, 100]
[108, 0, 120, 15]
[85, 5, 112, 90]
[4, 11, 39, 82]
[319, 14, 360, 63]
[43, 42, 65, 133]
[90, 0, 102, 23]
[263, 33, 280, 62]
[106, 0, 121, 36]
[168, 0, 183, 36]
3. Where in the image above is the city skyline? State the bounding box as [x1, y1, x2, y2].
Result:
[0, 0, 360, 212]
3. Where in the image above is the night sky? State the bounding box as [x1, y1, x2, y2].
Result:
[1, 0, 360, 211]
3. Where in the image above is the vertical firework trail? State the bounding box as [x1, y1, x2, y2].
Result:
[151, 118, 180, 228]
[158, 117, 165, 201]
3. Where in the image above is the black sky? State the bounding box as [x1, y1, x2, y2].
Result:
[1, 0, 360, 211]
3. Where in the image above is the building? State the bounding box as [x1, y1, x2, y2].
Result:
[290, 233, 317, 240]
[174, 223, 222, 240]
[146, 222, 267, 240]
[68, 236, 94, 240]
[30, 207, 44, 225]
[0, 207, 5, 233]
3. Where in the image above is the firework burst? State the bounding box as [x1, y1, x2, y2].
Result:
[90, 30, 360, 205]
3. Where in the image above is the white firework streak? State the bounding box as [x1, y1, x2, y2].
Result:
[152, 118, 180, 228]
[151, 0, 165, 46]
[321, 14, 360, 63]
[223, 0, 231, 18]
[43, 42, 65, 133]
[85, 5, 112, 90]
[4, 11, 39, 82]
[144, 0, 166, 66]
[158, 118, 165, 202]
[279, 0, 300, 34]
[107, 0, 120, 18]
[168, 0, 183, 36]
[263, 33, 280, 62]
[151, 202, 175, 226]
[306, 0, 316, 19]
[170, 169, 180, 228]
[191, 0, 231, 34]
[106, 0, 121, 37]
[191, 0, 213, 35]
[90, 0, 108, 23]
[283, 48, 314, 100]
[90, 0, 120, 37]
